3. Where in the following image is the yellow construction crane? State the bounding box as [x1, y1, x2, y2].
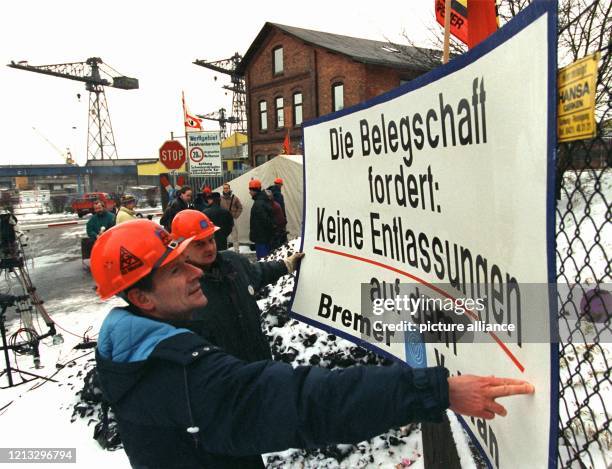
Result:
[31, 126, 75, 165]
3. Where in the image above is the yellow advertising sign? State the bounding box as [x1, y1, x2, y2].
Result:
[558, 52, 600, 142]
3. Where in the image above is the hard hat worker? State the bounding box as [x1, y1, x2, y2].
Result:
[248, 178, 275, 259]
[171, 209, 301, 362]
[92, 219, 535, 469]
[268, 177, 286, 217]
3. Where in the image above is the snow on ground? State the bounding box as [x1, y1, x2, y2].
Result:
[0, 295, 127, 468]
[0, 238, 450, 469]
[556, 168, 612, 468]
[4, 168, 609, 468]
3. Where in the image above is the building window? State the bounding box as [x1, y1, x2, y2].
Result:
[259, 100, 267, 131]
[332, 82, 344, 112]
[255, 155, 267, 166]
[273, 47, 283, 75]
[293, 92, 303, 126]
[275, 96, 284, 128]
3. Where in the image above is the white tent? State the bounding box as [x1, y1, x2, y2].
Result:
[215, 154, 303, 245]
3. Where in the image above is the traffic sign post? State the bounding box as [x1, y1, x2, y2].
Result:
[159, 140, 186, 170]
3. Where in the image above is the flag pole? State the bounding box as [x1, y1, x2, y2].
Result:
[442, 0, 452, 64]
[181, 91, 190, 181]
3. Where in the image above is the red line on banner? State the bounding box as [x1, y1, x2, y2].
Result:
[313, 245, 525, 373]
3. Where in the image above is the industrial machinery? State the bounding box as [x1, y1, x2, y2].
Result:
[8, 58, 138, 161]
[0, 211, 60, 388]
[193, 53, 246, 136]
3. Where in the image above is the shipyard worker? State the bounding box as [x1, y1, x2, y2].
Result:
[267, 177, 285, 216]
[193, 185, 212, 212]
[248, 178, 275, 259]
[265, 189, 287, 249]
[115, 195, 138, 225]
[220, 183, 243, 252]
[202, 192, 233, 251]
[92, 219, 535, 469]
[172, 209, 300, 362]
[160, 185, 192, 232]
[86, 201, 115, 240]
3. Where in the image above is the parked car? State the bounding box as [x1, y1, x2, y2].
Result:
[71, 192, 116, 218]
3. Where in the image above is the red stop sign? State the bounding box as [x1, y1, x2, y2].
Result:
[159, 140, 186, 170]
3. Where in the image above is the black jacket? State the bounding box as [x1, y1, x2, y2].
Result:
[192, 251, 286, 362]
[249, 191, 275, 244]
[96, 308, 450, 469]
[267, 185, 285, 216]
[203, 204, 234, 251]
[193, 193, 210, 212]
[161, 197, 190, 232]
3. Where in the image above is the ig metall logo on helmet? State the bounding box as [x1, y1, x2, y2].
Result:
[119, 246, 144, 275]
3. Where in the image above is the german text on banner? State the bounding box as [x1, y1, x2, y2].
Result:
[291, 2, 558, 468]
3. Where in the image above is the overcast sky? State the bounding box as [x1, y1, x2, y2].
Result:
[1, 0, 435, 166]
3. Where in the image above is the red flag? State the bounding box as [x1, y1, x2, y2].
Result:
[182, 91, 202, 131]
[467, 0, 498, 49]
[435, 0, 498, 48]
[435, 0, 468, 45]
[282, 131, 291, 155]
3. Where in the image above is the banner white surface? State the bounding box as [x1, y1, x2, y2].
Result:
[291, 3, 557, 468]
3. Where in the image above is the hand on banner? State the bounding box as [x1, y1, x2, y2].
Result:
[448, 375, 535, 419]
[284, 252, 305, 273]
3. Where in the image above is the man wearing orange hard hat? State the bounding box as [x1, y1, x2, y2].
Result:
[268, 177, 286, 218]
[91, 219, 535, 469]
[171, 209, 302, 362]
[248, 178, 276, 259]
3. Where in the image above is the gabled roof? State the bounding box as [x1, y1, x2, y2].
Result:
[237, 22, 439, 75]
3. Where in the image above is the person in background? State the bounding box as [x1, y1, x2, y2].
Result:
[171, 209, 301, 362]
[160, 185, 192, 232]
[86, 200, 115, 240]
[220, 183, 243, 252]
[202, 192, 233, 251]
[193, 185, 212, 212]
[265, 189, 287, 250]
[92, 220, 535, 469]
[115, 194, 138, 225]
[267, 177, 285, 217]
[248, 179, 275, 259]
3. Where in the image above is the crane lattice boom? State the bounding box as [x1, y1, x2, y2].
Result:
[7, 57, 138, 161]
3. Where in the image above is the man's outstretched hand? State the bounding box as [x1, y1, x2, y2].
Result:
[448, 375, 535, 419]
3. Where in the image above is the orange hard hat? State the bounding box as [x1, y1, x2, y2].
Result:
[171, 209, 219, 242]
[248, 179, 262, 190]
[90, 219, 194, 300]
[274, 177, 283, 185]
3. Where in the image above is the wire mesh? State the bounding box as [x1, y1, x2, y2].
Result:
[556, 98, 611, 466]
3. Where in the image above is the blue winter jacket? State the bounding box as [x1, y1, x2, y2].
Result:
[96, 307, 450, 469]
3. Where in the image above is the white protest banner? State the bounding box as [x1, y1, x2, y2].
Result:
[291, 2, 558, 468]
[187, 131, 222, 176]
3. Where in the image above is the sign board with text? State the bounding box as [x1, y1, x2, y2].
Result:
[291, 3, 557, 468]
[187, 131, 222, 176]
[558, 52, 599, 142]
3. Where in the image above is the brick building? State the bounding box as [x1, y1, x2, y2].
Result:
[237, 23, 438, 166]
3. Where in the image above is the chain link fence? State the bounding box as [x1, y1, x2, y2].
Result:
[555, 74, 611, 467]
